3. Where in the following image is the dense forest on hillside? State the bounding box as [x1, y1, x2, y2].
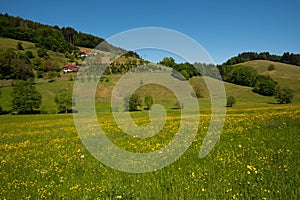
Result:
[223, 52, 300, 66]
[0, 13, 105, 52]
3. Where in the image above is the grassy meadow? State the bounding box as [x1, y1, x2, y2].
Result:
[0, 104, 299, 199]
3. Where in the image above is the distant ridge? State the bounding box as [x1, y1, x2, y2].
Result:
[0, 13, 122, 53]
[222, 51, 300, 67]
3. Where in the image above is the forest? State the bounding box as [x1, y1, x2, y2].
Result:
[0, 13, 104, 53]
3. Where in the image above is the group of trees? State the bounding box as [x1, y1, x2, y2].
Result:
[124, 94, 153, 111]
[0, 13, 105, 53]
[223, 52, 300, 66]
[0, 48, 34, 80]
[0, 47, 62, 80]
[159, 57, 199, 80]
[7, 80, 73, 114]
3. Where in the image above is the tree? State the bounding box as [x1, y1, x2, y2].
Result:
[55, 90, 74, 113]
[25, 50, 35, 59]
[230, 65, 257, 86]
[253, 75, 277, 96]
[37, 48, 48, 58]
[226, 96, 236, 107]
[11, 80, 42, 114]
[16, 41, 24, 50]
[11, 59, 34, 80]
[124, 93, 142, 111]
[275, 87, 293, 104]
[159, 57, 176, 68]
[144, 95, 153, 110]
[268, 64, 275, 71]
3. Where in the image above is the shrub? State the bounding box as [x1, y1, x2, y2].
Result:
[25, 50, 35, 59]
[144, 95, 154, 110]
[16, 41, 24, 50]
[226, 96, 236, 107]
[124, 93, 142, 111]
[275, 87, 293, 104]
[268, 64, 275, 71]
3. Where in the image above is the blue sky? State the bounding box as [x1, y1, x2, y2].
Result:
[1, 0, 299, 64]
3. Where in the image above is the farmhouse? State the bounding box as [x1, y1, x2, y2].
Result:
[79, 49, 94, 57]
[63, 64, 80, 73]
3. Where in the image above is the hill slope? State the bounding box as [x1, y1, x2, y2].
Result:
[241, 60, 300, 101]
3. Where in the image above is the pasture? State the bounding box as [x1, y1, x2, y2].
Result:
[0, 104, 299, 199]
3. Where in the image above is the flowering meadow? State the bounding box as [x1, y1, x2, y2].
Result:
[0, 105, 299, 199]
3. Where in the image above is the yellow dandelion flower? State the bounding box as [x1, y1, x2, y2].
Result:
[116, 195, 122, 199]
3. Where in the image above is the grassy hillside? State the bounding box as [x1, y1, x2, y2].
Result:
[241, 60, 300, 101]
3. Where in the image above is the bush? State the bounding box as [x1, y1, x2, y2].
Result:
[275, 87, 294, 104]
[37, 48, 48, 58]
[25, 50, 35, 59]
[124, 93, 142, 111]
[144, 95, 153, 110]
[36, 71, 44, 78]
[268, 64, 275, 71]
[16, 41, 24, 50]
[226, 96, 236, 107]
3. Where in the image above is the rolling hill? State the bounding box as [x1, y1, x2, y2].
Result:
[241, 60, 300, 101]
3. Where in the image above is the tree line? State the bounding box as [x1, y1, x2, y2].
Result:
[223, 52, 300, 66]
[0, 13, 105, 53]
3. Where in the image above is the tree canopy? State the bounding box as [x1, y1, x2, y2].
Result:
[11, 80, 42, 114]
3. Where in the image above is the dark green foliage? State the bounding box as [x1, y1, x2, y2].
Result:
[0, 13, 104, 52]
[11, 59, 34, 80]
[16, 41, 24, 50]
[37, 48, 48, 58]
[11, 80, 42, 114]
[18, 53, 30, 64]
[253, 75, 277, 96]
[159, 57, 176, 68]
[220, 65, 257, 87]
[159, 57, 199, 80]
[124, 94, 142, 112]
[268, 64, 275, 71]
[223, 51, 300, 66]
[275, 87, 294, 104]
[32, 57, 45, 71]
[55, 90, 74, 113]
[74, 32, 104, 48]
[0, 49, 35, 80]
[226, 96, 236, 107]
[123, 51, 140, 59]
[144, 95, 153, 110]
[25, 50, 34, 58]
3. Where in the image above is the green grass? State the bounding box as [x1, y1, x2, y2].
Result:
[0, 105, 299, 199]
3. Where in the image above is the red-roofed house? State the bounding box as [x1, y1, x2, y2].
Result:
[63, 64, 80, 73]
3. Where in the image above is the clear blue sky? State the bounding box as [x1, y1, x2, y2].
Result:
[1, 0, 299, 64]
